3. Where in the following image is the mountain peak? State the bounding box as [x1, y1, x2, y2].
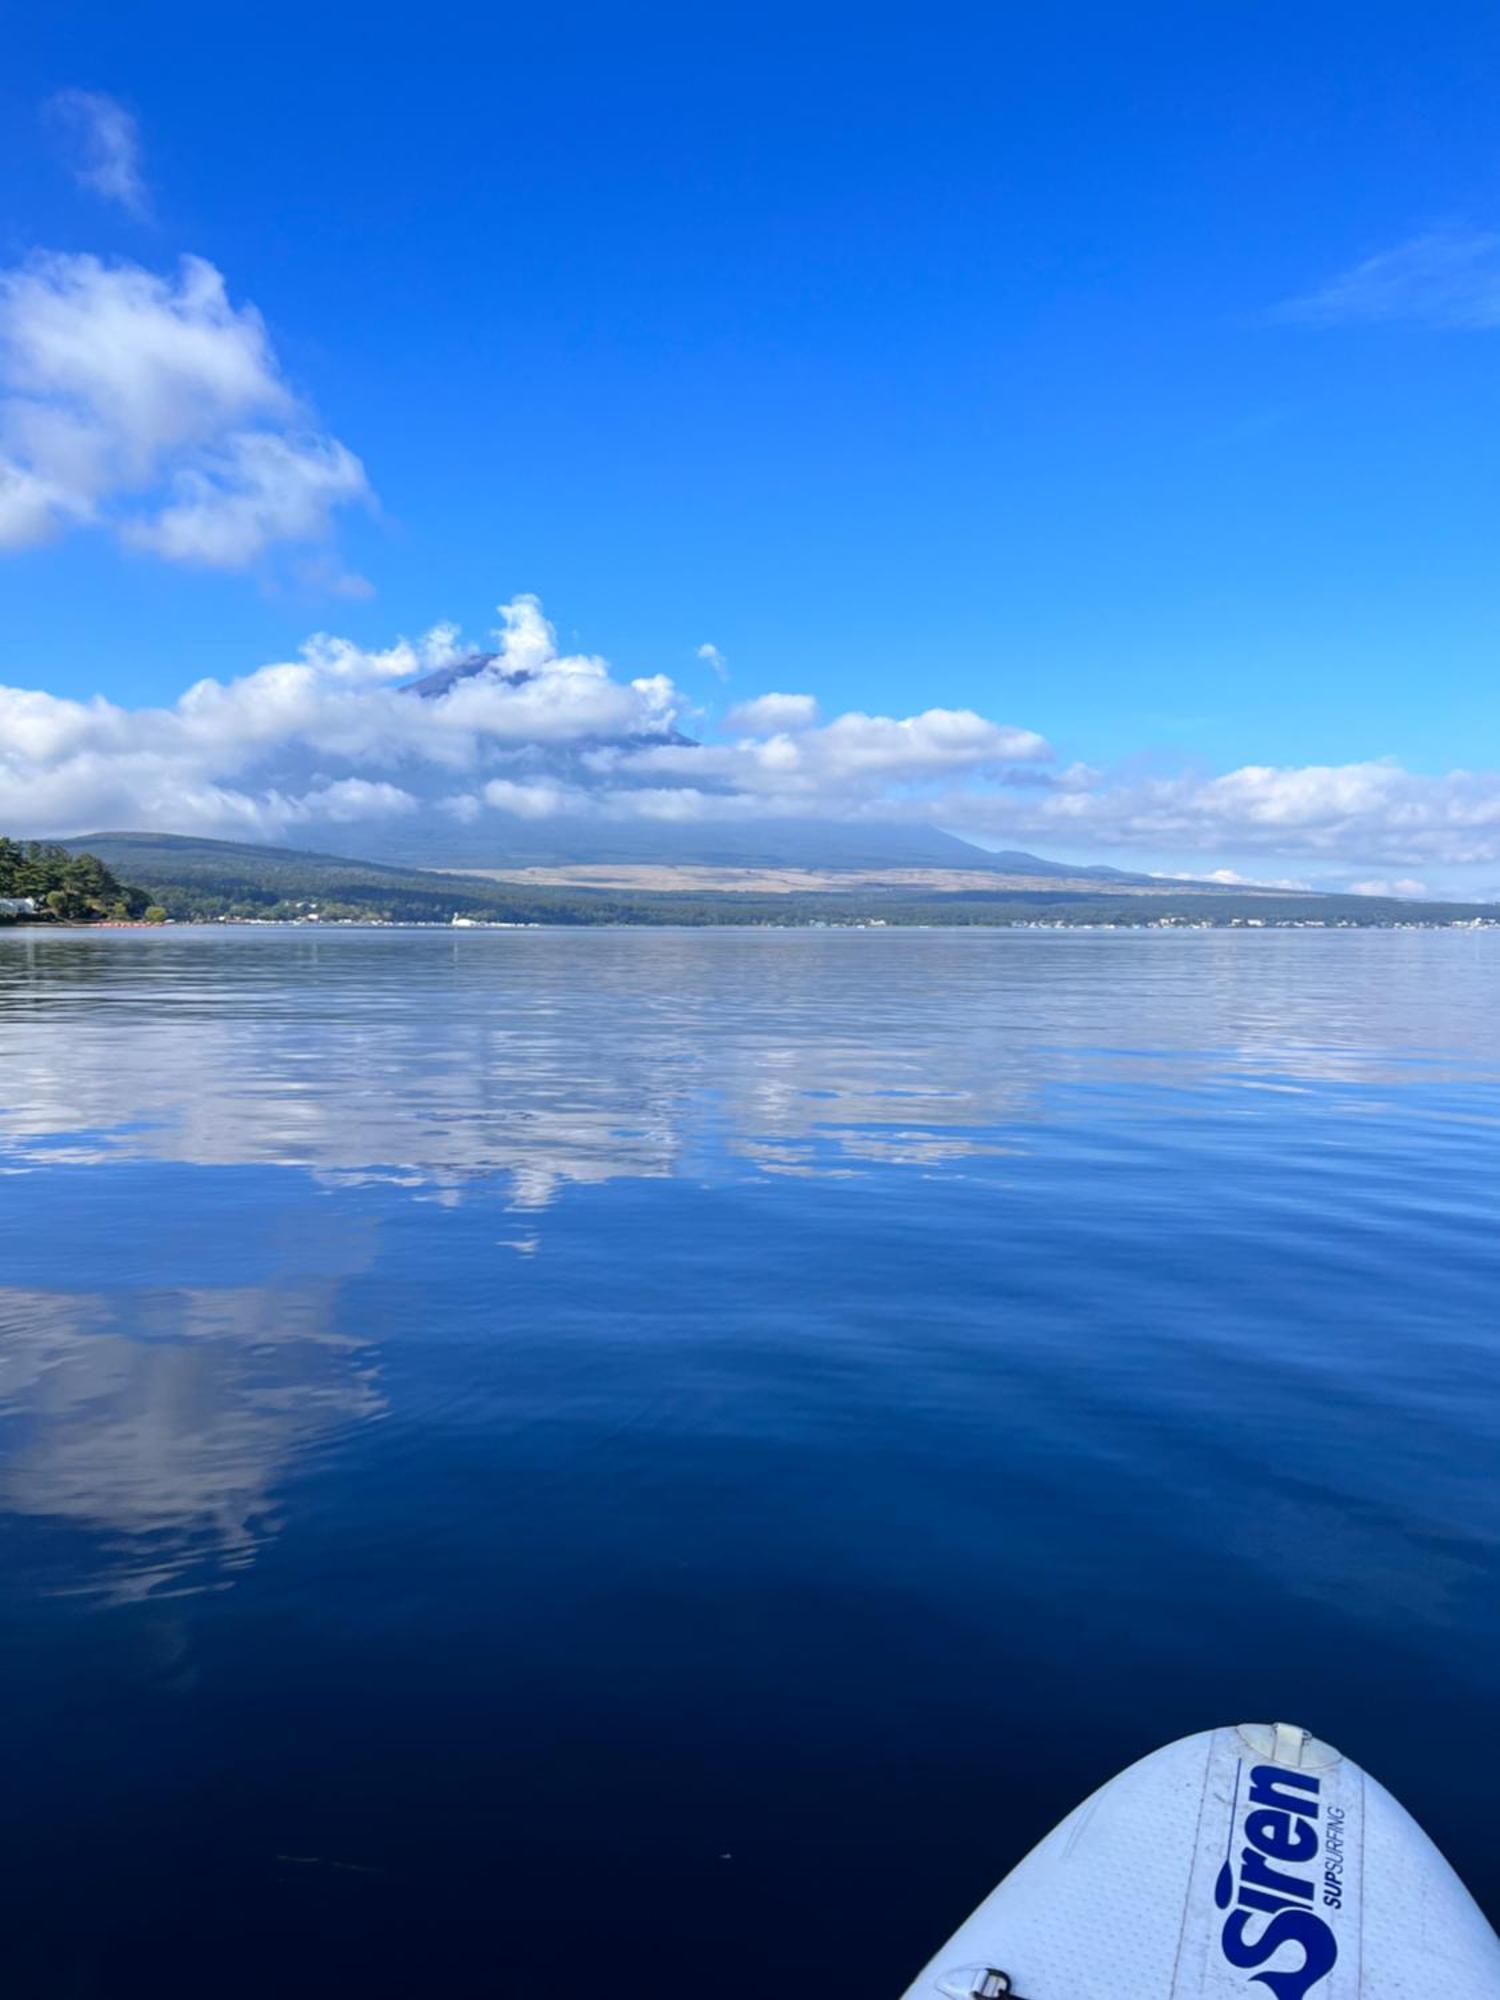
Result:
[400, 651, 516, 699]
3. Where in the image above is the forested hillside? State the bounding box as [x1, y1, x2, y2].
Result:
[0, 839, 152, 921]
[55, 832, 1500, 929]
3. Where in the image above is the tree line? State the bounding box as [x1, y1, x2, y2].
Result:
[0, 838, 161, 923]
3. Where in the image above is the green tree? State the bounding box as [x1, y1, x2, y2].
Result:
[0, 836, 149, 921]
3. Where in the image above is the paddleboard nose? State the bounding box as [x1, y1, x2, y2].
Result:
[1233, 1721, 1344, 1771]
[901, 1722, 1500, 1999]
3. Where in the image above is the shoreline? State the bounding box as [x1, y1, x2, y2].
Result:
[7, 915, 1500, 937]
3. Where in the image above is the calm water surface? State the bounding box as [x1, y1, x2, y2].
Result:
[1, 928, 1497, 1995]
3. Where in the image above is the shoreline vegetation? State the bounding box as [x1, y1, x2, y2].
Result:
[3, 829, 1499, 931]
[0, 837, 163, 924]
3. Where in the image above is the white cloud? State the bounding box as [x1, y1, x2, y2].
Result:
[0, 593, 1055, 842]
[1157, 867, 1314, 891]
[724, 691, 819, 735]
[480, 779, 576, 819]
[302, 778, 419, 824]
[1348, 878, 1429, 899]
[618, 707, 1048, 810]
[941, 758, 1500, 870]
[0, 459, 60, 548]
[123, 431, 369, 568]
[696, 642, 729, 682]
[44, 90, 149, 218]
[1279, 228, 1500, 329]
[0, 595, 679, 837]
[0, 251, 371, 568]
[7, 592, 1500, 880]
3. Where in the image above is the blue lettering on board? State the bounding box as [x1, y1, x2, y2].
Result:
[1215, 1763, 1338, 2000]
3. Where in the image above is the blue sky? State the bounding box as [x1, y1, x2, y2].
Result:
[5, 1, 1500, 889]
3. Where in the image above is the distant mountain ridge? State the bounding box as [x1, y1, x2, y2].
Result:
[376, 655, 1147, 877]
[325, 786, 1164, 881]
[72, 823, 1156, 887]
[54, 831, 1500, 929]
[332, 813, 1068, 873]
[401, 649, 513, 700]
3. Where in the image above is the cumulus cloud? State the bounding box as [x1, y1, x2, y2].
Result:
[1279, 228, 1500, 329]
[948, 758, 1500, 869]
[304, 778, 420, 824]
[44, 90, 149, 218]
[0, 596, 671, 837]
[0, 593, 1051, 842]
[1349, 878, 1429, 899]
[0, 251, 371, 569]
[1158, 867, 1314, 891]
[123, 431, 368, 567]
[8, 592, 1500, 877]
[696, 642, 730, 682]
[723, 691, 819, 734]
[480, 778, 576, 819]
[615, 708, 1047, 814]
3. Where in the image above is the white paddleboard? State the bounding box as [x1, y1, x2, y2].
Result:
[900, 1721, 1500, 2000]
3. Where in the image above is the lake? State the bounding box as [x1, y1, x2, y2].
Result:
[1, 926, 1497, 1996]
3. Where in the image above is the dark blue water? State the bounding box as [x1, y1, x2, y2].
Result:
[1, 927, 1497, 1996]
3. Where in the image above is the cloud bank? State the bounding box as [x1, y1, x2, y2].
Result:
[0, 594, 1045, 841]
[968, 759, 1500, 868]
[0, 251, 370, 569]
[5, 594, 1500, 876]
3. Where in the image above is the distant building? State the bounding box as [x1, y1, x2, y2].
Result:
[0, 896, 37, 919]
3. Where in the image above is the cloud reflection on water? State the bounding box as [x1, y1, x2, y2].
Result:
[2, 926, 1498, 1603]
[0, 1279, 381, 1602]
[4, 928, 1495, 1202]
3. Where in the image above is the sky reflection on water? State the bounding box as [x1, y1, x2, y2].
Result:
[3, 927, 1497, 1199]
